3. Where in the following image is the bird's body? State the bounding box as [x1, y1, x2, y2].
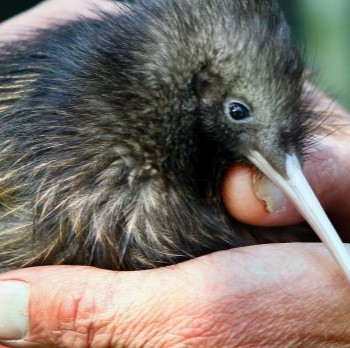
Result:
[0, 0, 318, 271]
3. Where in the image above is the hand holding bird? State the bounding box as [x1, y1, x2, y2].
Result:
[0, 1, 350, 347]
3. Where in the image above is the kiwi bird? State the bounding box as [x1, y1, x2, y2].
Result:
[0, 0, 349, 277]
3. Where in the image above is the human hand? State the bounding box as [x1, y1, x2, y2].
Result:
[1, 244, 350, 348]
[0, 1, 350, 347]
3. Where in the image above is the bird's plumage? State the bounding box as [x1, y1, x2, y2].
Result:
[0, 0, 318, 270]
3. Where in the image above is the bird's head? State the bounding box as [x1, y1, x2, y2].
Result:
[122, 0, 305, 176]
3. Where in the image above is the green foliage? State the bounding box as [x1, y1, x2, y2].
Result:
[278, 0, 350, 109]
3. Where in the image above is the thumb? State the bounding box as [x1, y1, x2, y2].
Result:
[0, 245, 350, 347]
[0, 266, 184, 348]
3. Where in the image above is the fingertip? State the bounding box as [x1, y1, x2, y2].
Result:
[221, 164, 302, 226]
[221, 164, 267, 224]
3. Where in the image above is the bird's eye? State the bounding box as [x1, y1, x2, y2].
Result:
[225, 101, 251, 122]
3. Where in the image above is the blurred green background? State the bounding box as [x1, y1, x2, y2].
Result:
[278, 0, 350, 109]
[0, 0, 349, 109]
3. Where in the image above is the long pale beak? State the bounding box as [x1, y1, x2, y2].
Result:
[247, 150, 350, 282]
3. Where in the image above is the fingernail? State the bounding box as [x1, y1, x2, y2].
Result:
[253, 172, 285, 213]
[0, 281, 29, 340]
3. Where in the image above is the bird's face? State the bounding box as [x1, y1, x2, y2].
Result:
[130, 0, 306, 175]
[191, 31, 305, 176]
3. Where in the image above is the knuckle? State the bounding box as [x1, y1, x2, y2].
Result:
[35, 281, 116, 348]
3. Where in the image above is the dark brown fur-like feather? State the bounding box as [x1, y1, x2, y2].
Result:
[0, 0, 320, 271]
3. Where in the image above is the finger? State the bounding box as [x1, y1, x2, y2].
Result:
[0, 244, 350, 347]
[0, 0, 125, 41]
[222, 140, 348, 224]
[222, 163, 302, 226]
